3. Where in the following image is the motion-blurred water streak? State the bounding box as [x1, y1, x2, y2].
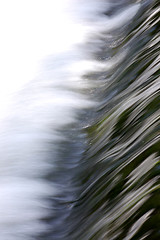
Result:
[50, 1, 160, 239]
[0, 0, 159, 240]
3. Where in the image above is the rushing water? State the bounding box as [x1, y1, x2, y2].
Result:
[48, 1, 160, 240]
[0, 0, 159, 240]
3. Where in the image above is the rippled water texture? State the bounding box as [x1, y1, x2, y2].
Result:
[49, 1, 160, 240]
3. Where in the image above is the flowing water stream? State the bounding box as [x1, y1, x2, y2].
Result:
[0, 0, 159, 239]
[49, 1, 160, 239]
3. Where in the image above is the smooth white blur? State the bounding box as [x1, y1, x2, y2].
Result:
[0, 0, 86, 117]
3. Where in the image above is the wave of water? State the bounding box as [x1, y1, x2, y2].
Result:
[48, 1, 160, 240]
[0, 0, 159, 240]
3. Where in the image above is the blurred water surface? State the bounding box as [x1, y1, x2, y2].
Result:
[0, 0, 159, 240]
[47, 1, 160, 239]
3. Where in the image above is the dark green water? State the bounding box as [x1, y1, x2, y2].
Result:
[40, 1, 159, 239]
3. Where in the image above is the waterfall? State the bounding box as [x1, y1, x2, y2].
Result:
[0, 1, 159, 239]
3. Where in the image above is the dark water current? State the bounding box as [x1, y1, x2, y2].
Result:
[40, 1, 159, 239]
